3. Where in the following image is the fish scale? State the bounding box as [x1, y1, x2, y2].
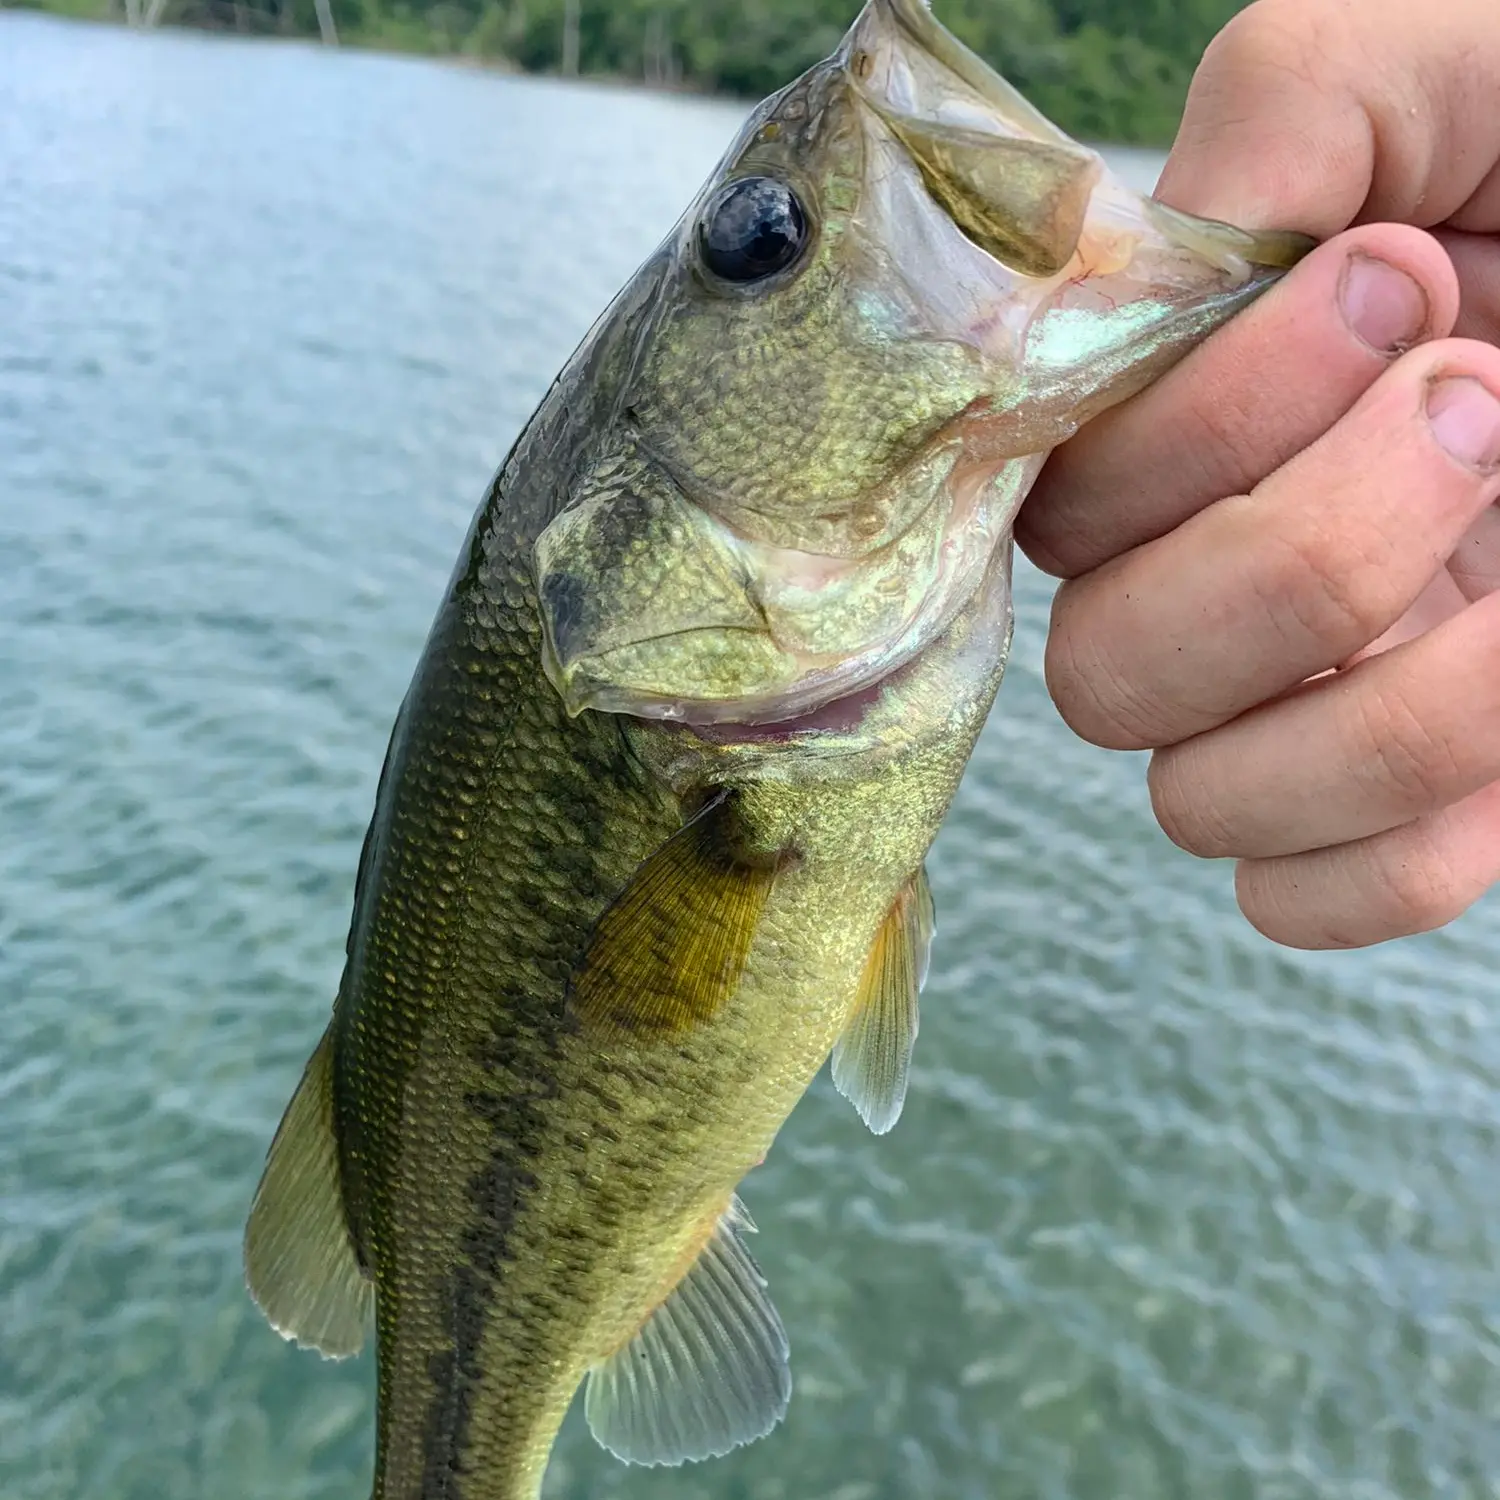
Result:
[347, 514, 681, 1498]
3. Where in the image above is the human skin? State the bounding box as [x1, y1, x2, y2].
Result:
[1016, 0, 1500, 949]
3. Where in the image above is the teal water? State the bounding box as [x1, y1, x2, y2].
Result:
[3, 13, 1500, 1499]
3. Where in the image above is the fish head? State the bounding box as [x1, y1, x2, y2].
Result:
[535, 0, 1311, 732]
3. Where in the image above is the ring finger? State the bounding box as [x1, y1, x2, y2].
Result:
[1149, 588, 1500, 860]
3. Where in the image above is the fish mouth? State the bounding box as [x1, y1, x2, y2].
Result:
[852, 0, 1081, 151]
[845, 0, 1310, 283]
[842, 0, 1106, 285]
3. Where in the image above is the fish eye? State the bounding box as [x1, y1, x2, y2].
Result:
[697, 177, 808, 285]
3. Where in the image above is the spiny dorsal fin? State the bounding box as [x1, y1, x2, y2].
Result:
[244, 1028, 372, 1359]
[584, 1196, 791, 1466]
[570, 794, 777, 1037]
[831, 865, 935, 1135]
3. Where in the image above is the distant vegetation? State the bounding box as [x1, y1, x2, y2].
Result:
[6, 0, 1253, 144]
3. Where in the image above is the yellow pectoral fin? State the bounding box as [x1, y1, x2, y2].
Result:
[570, 794, 777, 1037]
[243, 1028, 373, 1359]
[832, 864, 936, 1135]
[584, 1196, 790, 1467]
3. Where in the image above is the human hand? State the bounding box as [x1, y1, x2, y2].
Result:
[1016, 0, 1500, 949]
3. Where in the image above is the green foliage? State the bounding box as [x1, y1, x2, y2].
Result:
[8, 0, 114, 19]
[463, 0, 522, 60]
[477, 0, 1255, 141]
[11, 0, 1257, 144]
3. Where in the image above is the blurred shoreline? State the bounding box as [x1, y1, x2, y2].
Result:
[0, 0, 1225, 145]
[2, 5, 721, 97]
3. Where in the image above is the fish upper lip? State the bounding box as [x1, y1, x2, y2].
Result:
[845, 0, 1076, 147]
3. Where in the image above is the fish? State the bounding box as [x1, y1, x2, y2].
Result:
[242, 2, 1312, 1496]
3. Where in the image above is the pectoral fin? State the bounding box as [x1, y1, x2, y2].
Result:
[584, 1197, 791, 1466]
[832, 865, 935, 1135]
[243, 1029, 372, 1359]
[570, 794, 777, 1037]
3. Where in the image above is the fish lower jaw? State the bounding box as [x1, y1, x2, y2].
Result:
[674, 668, 898, 746]
[613, 524, 1007, 746]
[656, 540, 1015, 756]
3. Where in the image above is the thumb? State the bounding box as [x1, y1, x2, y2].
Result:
[1153, 0, 1500, 239]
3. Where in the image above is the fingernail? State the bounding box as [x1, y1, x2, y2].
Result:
[1338, 254, 1428, 354]
[1427, 377, 1500, 474]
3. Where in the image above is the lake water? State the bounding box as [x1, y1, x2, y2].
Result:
[3, 13, 1499, 1500]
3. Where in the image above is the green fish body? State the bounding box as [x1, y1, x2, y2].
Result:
[244, 4, 1311, 1496]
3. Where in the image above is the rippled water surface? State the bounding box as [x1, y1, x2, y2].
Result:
[4, 14, 1499, 1500]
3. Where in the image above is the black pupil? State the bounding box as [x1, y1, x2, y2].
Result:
[699, 177, 806, 283]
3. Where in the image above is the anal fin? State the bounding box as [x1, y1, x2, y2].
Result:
[584, 1197, 791, 1466]
[831, 864, 935, 1135]
[243, 1027, 372, 1359]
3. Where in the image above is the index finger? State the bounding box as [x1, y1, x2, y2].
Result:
[1016, 224, 1459, 579]
[1018, 0, 1499, 580]
[1045, 339, 1500, 753]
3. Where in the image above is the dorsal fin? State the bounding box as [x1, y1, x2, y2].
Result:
[584, 1196, 791, 1466]
[831, 865, 935, 1135]
[570, 794, 777, 1037]
[243, 1028, 372, 1358]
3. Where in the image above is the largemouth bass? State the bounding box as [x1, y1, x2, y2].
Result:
[244, 2, 1311, 1495]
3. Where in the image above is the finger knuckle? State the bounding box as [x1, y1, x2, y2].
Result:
[1235, 859, 1317, 948]
[1351, 686, 1462, 811]
[1014, 499, 1095, 581]
[1148, 745, 1236, 857]
[1204, 0, 1337, 94]
[1173, 401, 1269, 504]
[1361, 830, 1474, 937]
[1046, 586, 1171, 750]
[1252, 515, 1394, 657]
